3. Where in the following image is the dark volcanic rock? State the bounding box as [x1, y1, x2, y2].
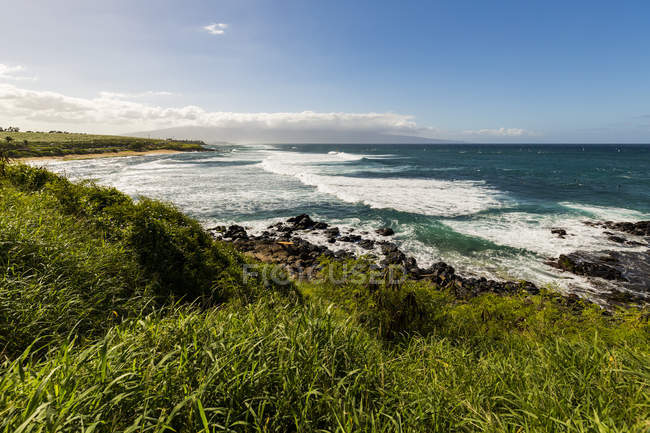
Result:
[549, 249, 650, 296]
[603, 221, 650, 237]
[268, 223, 294, 233]
[380, 249, 407, 267]
[608, 235, 626, 244]
[223, 225, 248, 240]
[376, 227, 395, 236]
[379, 242, 399, 254]
[287, 214, 316, 230]
[324, 227, 340, 237]
[551, 228, 567, 238]
[418, 262, 456, 282]
[339, 234, 362, 243]
[358, 239, 375, 250]
[413, 261, 539, 297]
[553, 253, 624, 281]
[211, 218, 583, 304]
[586, 220, 650, 237]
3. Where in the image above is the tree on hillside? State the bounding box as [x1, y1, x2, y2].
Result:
[5, 136, 13, 143]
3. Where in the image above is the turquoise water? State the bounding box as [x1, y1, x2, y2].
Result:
[39, 143, 650, 302]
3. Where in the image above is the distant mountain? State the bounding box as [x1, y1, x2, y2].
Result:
[129, 126, 455, 145]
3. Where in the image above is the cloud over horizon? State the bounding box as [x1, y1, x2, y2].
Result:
[99, 90, 175, 99]
[0, 83, 424, 137]
[0, 82, 540, 142]
[461, 127, 532, 137]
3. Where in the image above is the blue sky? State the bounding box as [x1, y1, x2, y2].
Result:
[1, 0, 649, 142]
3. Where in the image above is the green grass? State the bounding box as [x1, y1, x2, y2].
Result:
[0, 162, 648, 432]
[0, 131, 207, 158]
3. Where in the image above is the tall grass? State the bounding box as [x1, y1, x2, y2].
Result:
[1, 299, 647, 432]
[0, 163, 294, 357]
[0, 163, 648, 432]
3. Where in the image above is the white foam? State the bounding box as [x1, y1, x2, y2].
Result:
[560, 202, 650, 221]
[443, 209, 648, 259]
[327, 151, 363, 161]
[326, 151, 397, 161]
[259, 152, 506, 217]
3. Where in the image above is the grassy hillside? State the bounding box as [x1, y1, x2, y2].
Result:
[0, 162, 648, 432]
[0, 131, 207, 158]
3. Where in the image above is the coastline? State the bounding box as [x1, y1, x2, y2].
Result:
[17, 149, 184, 162]
[2, 162, 648, 431]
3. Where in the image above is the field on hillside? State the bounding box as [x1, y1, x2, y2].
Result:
[0, 162, 648, 432]
[0, 131, 207, 158]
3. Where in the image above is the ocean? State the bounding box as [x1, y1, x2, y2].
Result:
[38, 143, 650, 303]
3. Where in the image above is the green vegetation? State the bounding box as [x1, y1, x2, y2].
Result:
[0, 163, 648, 432]
[0, 130, 207, 158]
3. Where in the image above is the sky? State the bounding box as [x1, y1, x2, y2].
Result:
[1, 0, 649, 143]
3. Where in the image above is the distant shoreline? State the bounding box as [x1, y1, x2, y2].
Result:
[17, 149, 184, 162]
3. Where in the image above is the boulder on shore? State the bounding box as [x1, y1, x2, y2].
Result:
[551, 228, 567, 238]
[287, 214, 316, 230]
[376, 227, 395, 236]
[552, 253, 624, 281]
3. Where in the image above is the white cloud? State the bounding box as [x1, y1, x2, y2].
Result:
[0, 64, 37, 81]
[99, 90, 175, 99]
[0, 82, 538, 142]
[462, 127, 530, 137]
[0, 83, 420, 135]
[203, 23, 228, 35]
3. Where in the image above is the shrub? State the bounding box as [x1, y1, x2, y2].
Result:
[0, 164, 297, 356]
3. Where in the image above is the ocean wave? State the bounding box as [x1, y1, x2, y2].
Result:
[559, 202, 650, 221]
[259, 152, 506, 217]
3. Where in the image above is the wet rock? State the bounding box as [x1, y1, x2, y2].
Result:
[340, 234, 362, 243]
[223, 225, 248, 240]
[379, 242, 400, 255]
[586, 220, 650, 237]
[602, 220, 650, 237]
[376, 227, 395, 236]
[420, 261, 456, 281]
[324, 227, 340, 237]
[333, 250, 355, 260]
[313, 222, 329, 230]
[287, 214, 315, 230]
[552, 253, 624, 281]
[208, 225, 227, 233]
[608, 235, 626, 244]
[275, 224, 294, 233]
[380, 250, 407, 267]
[258, 231, 274, 240]
[211, 218, 582, 305]
[551, 228, 567, 238]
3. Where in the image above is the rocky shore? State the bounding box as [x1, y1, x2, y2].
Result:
[208, 215, 650, 308]
[209, 214, 541, 300]
[547, 220, 650, 304]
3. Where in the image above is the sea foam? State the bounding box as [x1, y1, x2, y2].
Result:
[259, 151, 506, 217]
